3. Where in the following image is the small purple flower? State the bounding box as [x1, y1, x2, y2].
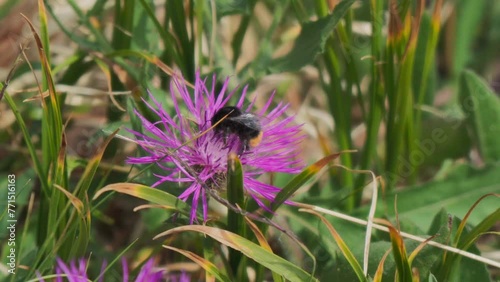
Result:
[127, 72, 304, 222]
[123, 258, 165, 282]
[38, 258, 164, 282]
[167, 271, 191, 282]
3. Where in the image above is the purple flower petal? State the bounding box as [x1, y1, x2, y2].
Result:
[122, 258, 129, 282]
[48, 257, 163, 282]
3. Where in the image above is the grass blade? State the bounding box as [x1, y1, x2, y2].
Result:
[155, 225, 319, 282]
[300, 209, 367, 282]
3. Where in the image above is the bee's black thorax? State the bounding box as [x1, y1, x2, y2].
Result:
[211, 106, 263, 153]
[211, 106, 242, 132]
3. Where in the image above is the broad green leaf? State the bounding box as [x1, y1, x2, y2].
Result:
[416, 117, 471, 166]
[426, 209, 453, 238]
[459, 70, 500, 162]
[444, 244, 491, 282]
[360, 164, 500, 232]
[269, 0, 355, 73]
[155, 226, 318, 282]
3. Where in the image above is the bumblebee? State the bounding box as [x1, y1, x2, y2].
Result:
[210, 106, 263, 153]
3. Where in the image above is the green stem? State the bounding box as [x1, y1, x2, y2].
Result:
[354, 0, 384, 199]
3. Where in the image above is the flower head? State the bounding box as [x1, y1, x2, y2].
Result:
[38, 257, 164, 282]
[123, 258, 165, 282]
[127, 72, 304, 222]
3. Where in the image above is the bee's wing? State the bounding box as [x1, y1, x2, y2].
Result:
[230, 113, 262, 130]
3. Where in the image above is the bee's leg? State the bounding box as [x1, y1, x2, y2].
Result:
[223, 128, 230, 146]
[212, 129, 229, 148]
[238, 140, 249, 156]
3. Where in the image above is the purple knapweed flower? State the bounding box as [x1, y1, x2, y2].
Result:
[165, 271, 191, 282]
[37, 257, 164, 282]
[122, 258, 165, 282]
[127, 72, 304, 222]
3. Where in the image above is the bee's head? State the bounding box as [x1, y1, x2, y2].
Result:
[211, 106, 242, 127]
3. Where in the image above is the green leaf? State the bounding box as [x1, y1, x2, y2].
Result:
[416, 116, 471, 166]
[164, 246, 233, 282]
[459, 70, 500, 162]
[448, 211, 500, 277]
[93, 183, 197, 220]
[283, 208, 364, 280]
[226, 154, 246, 277]
[457, 208, 500, 250]
[432, 211, 493, 282]
[156, 226, 319, 282]
[268, 0, 355, 73]
[452, 0, 487, 77]
[0, 170, 35, 238]
[75, 129, 119, 199]
[272, 153, 341, 211]
[300, 209, 367, 282]
[428, 273, 439, 282]
[445, 242, 491, 282]
[413, 12, 437, 107]
[215, 0, 250, 17]
[2, 93, 45, 188]
[227, 154, 245, 211]
[387, 225, 412, 282]
[359, 164, 500, 232]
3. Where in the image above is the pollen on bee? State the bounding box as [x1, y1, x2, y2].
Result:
[249, 131, 263, 148]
